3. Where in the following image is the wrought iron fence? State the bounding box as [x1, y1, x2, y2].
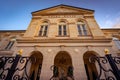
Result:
[50, 65, 74, 80]
[0, 55, 35, 80]
[0, 54, 120, 80]
[90, 55, 120, 80]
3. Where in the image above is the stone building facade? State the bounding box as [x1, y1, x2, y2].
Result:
[0, 4, 120, 80]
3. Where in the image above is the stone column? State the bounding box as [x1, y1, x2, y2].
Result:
[40, 50, 55, 80]
[72, 51, 87, 80]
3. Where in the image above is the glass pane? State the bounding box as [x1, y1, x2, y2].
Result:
[45, 26, 48, 31]
[43, 26, 48, 36]
[9, 41, 14, 49]
[63, 25, 67, 35]
[77, 24, 82, 35]
[5, 41, 14, 50]
[64, 31, 67, 35]
[39, 31, 42, 36]
[63, 25, 66, 31]
[40, 26, 44, 31]
[82, 25, 87, 35]
[59, 25, 62, 35]
[39, 26, 44, 36]
[82, 24, 86, 30]
[43, 31, 47, 36]
[5, 42, 11, 49]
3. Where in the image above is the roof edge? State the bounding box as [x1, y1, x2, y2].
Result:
[0, 30, 26, 32]
[32, 4, 94, 14]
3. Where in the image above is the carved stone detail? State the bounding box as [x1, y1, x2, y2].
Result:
[42, 15, 84, 18]
[47, 8, 79, 13]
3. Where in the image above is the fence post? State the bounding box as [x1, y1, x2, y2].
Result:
[105, 48, 120, 80]
[5, 49, 23, 80]
[106, 54, 120, 80]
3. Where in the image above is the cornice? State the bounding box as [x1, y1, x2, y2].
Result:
[17, 38, 112, 43]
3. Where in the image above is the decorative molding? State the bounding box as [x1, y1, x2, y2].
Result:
[17, 38, 112, 43]
[48, 49, 52, 52]
[74, 49, 79, 52]
[87, 45, 93, 51]
[48, 8, 79, 13]
[37, 15, 84, 18]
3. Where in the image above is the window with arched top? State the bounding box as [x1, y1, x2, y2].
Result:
[58, 21, 68, 36]
[39, 21, 48, 36]
[77, 21, 88, 36]
[5, 37, 16, 50]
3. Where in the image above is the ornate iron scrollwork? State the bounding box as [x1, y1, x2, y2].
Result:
[67, 66, 73, 77]
[50, 65, 74, 80]
[0, 56, 41, 80]
[89, 56, 120, 80]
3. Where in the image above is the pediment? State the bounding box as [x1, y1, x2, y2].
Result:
[32, 4, 94, 16]
[46, 8, 79, 13]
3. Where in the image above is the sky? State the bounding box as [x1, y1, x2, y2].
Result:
[0, 0, 120, 30]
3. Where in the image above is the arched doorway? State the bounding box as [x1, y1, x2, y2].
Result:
[54, 51, 73, 79]
[83, 51, 98, 80]
[29, 51, 43, 80]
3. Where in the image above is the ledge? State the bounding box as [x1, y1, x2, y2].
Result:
[0, 50, 14, 56]
[17, 38, 112, 43]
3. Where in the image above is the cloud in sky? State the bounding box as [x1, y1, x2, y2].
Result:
[112, 16, 120, 28]
[102, 12, 120, 28]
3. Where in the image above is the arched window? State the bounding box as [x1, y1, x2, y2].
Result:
[58, 21, 68, 36]
[77, 21, 88, 36]
[5, 37, 16, 50]
[39, 21, 48, 36]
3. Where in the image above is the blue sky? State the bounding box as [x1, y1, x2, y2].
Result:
[0, 0, 120, 30]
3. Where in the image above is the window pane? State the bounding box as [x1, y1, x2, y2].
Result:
[59, 25, 62, 35]
[43, 31, 47, 36]
[45, 25, 48, 31]
[43, 26, 48, 36]
[77, 24, 82, 35]
[5, 41, 14, 50]
[63, 25, 67, 35]
[39, 26, 44, 36]
[5, 42, 11, 49]
[82, 25, 87, 35]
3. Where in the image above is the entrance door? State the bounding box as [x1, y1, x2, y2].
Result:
[29, 51, 43, 80]
[54, 51, 73, 79]
[83, 51, 98, 80]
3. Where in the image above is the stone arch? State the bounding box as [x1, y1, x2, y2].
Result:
[41, 19, 50, 23]
[83, 51, 99, 80]
[54, 51, 73, 79]
[58, 19, 69, 24]
[76, 18, 86, 23]
[29, 51, 43, 80]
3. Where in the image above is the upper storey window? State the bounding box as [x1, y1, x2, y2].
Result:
[39, 21, 48, 37]
[5, 38, 16, 50]
[58, 21, 68, 36]
[77, 21, 88, 36]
